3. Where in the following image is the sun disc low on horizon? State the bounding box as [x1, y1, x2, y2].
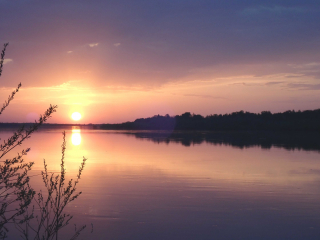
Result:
[71, 112, 82, 121]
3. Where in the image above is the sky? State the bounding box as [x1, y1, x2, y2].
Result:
[1, 0, 320, 123]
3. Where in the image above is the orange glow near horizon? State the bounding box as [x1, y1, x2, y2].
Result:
[1, 74, 320, 124]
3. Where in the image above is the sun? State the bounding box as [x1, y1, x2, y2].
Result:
[71, 112, 82, 121]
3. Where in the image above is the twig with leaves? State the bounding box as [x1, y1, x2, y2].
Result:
[14, 132, 87, 240]
[0, 43, 20, 116]
[0, 42, 57, 239]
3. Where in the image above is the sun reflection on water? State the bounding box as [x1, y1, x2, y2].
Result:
[71, 129, 81, 146]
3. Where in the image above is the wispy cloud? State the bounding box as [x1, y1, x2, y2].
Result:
[289, 168, 320, 175]
[288, 62, 320, 69]
[183, 94, 226, 99]
[3, 59, 13, 64]
[265, 81, 284, 86]
[287, 83, 320, 90]
[228, 82, 263, 87]
[89, 43, 99, 47]
[229, 81, 285, 87]
[27, 81, 85, 92]
[114, 43, 121, 47]
[242, 6, 307, 16]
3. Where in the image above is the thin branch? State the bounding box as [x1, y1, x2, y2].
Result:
[0, 43, 9, 77]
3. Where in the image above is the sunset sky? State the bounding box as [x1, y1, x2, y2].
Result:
[1, 0, 320, 124]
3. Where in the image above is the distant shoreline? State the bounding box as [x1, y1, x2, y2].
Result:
[1, 109, 320, 132]
[99, 109, 320, 132]
[0, 123, 96, 130]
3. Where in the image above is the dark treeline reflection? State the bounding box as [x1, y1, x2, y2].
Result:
[122, 131, 320, 151]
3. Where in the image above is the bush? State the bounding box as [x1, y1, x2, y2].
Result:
[0, 43, 87, 239]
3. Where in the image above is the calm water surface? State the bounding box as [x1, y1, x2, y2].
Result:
[2, 129, 320, 240]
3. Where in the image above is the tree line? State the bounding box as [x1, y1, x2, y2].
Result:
[100, 109, 320, 131]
